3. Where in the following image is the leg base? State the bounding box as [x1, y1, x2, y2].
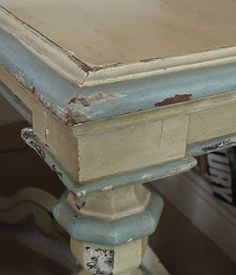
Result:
[142, 247, 169, 275]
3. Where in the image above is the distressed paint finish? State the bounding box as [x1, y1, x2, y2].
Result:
[21, 128, 79, 193]
[1, 1, 236, 274]
[53, 191, 163, 247]
[71, 238, 147, 275]
[189, 134, 236, 156]
[3, 26, 236, 181]
[1, 28, 236, 124]
[21, 127, 197, 196]
[66, 183, 162, 274]
[84, 246, 114, 273]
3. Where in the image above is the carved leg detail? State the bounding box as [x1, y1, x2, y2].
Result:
[53, 185, 164, 274]
[21, 128, 169, 274]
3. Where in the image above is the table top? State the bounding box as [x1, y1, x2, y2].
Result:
[1, 0, 236, 183]
[1, 0, 236, 86]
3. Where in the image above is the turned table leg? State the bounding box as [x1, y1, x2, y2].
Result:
[21, 128, 197, 274]
[54, 185, 164, 274]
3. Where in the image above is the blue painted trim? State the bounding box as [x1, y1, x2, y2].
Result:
[0, 81, 32, 123]
[189, 135, 236, 156]
[1, 29, 236, 123]
[21, 128, 197, 196]
[74, 157, 197, 197]
[53, 191, 164, 247]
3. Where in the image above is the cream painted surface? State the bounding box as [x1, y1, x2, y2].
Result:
[75, 90, 236, 181]
[0, 95, 23, 126]
[1, 0, 236, 68]
[3, 62, 236, 182]
[33, 104, 79, 179]
[78, 115, 188, 181]
[79, 185, 150, 221]
[188, 103, 236, 144]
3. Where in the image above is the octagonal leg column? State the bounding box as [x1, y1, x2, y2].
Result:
[71, 238, 147, 275]
[53, 185, 164, 274]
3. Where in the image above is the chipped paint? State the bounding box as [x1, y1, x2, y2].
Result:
[139, 57, 161, 63]
[22, 129, 46, 159]
[85, 247, 114, 274]
[3, 28, 236, 125]
[14, 70, 26, 85]
[21, 129, 197, 199]
[155, 94, 192, 107]
[68, 92, 124, 107]
[21, 128, 80, 194]
[74, 157, 197, 198]
[45, 128, 49, 137]
[66, 192, 86, 213]
[202, 140, 236, 152]
[102, 186, 113, 192]
[189, 135, 236, 156]
[53, 191, 164, 246]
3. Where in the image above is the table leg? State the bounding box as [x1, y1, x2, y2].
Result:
[53, 185, 164, 274]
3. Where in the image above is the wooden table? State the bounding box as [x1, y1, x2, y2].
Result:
[1, 0, 236, 274]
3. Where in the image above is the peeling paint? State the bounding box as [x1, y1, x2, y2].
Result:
[3, 27, 236, 126]
[14, 70, 26, 86]
[155, 94, 192, 107]
[85, 246, 114, 274]
[64, 108, 79, 126]
[21, 128, 79, 194]
[66, 192, 86, 213]
[45, 128, 49, 138]
[76, 190, 88, 197]
[68, 92, 123, 107]
[139, 57, 161, 63]
[53, 191, 164, 247]
[21, 129, 46, 159]
[202, 140, 234, 152]
[102, 186, 113, 192]
[189, 136, 236, 156]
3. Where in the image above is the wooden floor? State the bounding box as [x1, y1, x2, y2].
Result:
[0, 122, 236, 274]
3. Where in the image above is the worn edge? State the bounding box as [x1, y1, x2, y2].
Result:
[53, 192, 164, 247]
[1, 6, 236, 87]
[0, 6, 89, 86]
